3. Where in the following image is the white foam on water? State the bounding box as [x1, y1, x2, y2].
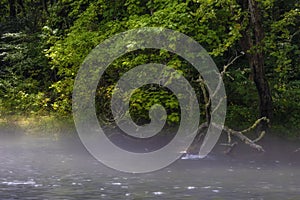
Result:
[2, 180, 36, 186]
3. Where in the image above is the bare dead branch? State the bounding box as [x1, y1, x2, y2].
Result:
[221, 51, 245, 77]
[221, 141, 238, 154]
[222, 126, 265, 152]
[241, 117, 269, 134]
[185, 50, 267, 156]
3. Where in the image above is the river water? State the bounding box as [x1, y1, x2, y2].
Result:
[0, 135, 299, 200]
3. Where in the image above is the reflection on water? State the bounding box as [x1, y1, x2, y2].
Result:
[0, 136, 299, 200]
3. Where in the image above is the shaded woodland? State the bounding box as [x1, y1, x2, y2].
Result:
[0, 0, 299, 139]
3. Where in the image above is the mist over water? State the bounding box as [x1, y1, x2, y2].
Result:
[0, 129, 299, 200]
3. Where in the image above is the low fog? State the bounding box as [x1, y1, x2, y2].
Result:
[1, 127, 299, 199]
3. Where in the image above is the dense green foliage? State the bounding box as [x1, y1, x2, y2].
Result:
[0, 0, 299, 137]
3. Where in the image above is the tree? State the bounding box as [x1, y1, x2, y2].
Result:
[8, 0, 16, 18]
[239, 0, 273, 132]
[1, 0, 299, 140]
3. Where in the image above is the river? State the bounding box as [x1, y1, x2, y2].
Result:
[0, 133, 299, 200]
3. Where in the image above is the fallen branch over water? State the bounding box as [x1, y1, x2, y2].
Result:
[187, 117, 269, 154]
[186, 53, 269, 156]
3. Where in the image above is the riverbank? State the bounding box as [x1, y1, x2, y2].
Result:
[1, 114, 299, 167]
[1, 114, 300, 139]
[0, 114, 75, 138]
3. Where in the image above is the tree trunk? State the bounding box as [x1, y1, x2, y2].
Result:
[239, 0, 273, 132]
[9, 0, 16, 18]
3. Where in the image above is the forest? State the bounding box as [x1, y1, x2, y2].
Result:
[0, 0, 300, 139]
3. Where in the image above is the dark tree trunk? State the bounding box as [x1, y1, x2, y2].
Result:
[239, 0, 273, 132]
[9, 0, 16, 18]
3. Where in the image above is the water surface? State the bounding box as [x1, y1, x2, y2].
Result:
[0, 134, 299, 200]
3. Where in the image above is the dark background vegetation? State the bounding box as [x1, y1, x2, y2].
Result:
[0, 0, 299, 138]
